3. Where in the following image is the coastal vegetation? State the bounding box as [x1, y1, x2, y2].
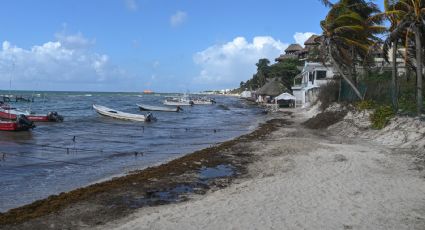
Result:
[239, 58, 302, 92]
[239, 0, 424, 120]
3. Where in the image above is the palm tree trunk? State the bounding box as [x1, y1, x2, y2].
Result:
[329, 52, 364, 100]
[391, 42, 399, 112]
[414, 27, 423, 114]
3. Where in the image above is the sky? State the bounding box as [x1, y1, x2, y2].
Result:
[0, 0, 383, 93]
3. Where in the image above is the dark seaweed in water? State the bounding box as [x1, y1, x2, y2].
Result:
[111, 165, 234, 209]
[119, 185, 195, 209]
[0, 92, 264, 212]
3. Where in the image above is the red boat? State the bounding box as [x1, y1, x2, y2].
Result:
[0, 110, 63, 122]
[0, 115, 35, 131]
[0, 102, 63, 122]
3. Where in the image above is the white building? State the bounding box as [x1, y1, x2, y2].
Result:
[292, 62, 336, 107]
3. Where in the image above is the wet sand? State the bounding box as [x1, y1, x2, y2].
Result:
[2, 108, 425, 230]
[99, 108, 425, 230]
[0, 111, 289, 229]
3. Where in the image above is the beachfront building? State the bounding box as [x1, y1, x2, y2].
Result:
[275, 44, 303, 62]
[275, 35, 320, 63]
[292, 62, 336, 107]
[256, 78, 288, 103]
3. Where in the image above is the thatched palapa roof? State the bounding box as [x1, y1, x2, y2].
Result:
[275, 53, 298, 62]
[285, 44, 303, 53]
[304, 35, 320, 46]
[256, 78, 288, 97]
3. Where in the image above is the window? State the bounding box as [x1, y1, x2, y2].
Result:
[316, 70, 327, 80]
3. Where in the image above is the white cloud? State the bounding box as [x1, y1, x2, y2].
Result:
[124, 0, 138, 11]
[193, 36, 288, 89]
[54, 31, 94, 49]
[293, 32, 316, 47]
[170, 11, 187, 27]
[0, 33, 126, 88]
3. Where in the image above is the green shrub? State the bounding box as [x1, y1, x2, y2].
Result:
[370, 105, 395, 129]
[356, 100, 375, 111]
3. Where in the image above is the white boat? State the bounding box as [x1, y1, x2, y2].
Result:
[137, 103, 182, 112]
[190, 97, 216, 105]
[93, 104, 153, 122]
[163, 96, 193, 106]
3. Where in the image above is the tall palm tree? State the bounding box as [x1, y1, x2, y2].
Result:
[318, 0, 385, 100]
[384, 0, 425, 114]
[382, 0, 403, 111]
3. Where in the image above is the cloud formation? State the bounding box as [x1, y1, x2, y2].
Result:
[0, 33, 125, 90]
[193, 36, 288, 89]
[293, 32, 316, 47]
[170, 11, 187, 27]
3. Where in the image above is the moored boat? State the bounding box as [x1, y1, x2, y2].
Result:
[137, 103, 182, 112]
[163, 96, 194, 106]
[190, 97, 216, 105]
[93, 104, 154, 122]
[0, 108, 63, 122]
[0, 115, 35, 131]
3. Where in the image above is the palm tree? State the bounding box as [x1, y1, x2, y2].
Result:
[382, 0, 403, 111]
[318, 0, 385, 100]
[383, 0, 425, 114]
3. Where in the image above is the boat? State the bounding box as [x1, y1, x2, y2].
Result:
[0, 106, 63, 122]
[137, 103, 182, 112]
[163, 96, 194, 106]
[0, 115, 35, 131]
[93, 104, 154, 122]
[0, 101, 63, 122]
[190, 97, 216, 105]
[143, 89, 154, 94]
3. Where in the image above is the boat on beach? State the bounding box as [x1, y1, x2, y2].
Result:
[137, 103, 182, 112]
[93, 104, 154, 122]
[0, 115, 35, 131]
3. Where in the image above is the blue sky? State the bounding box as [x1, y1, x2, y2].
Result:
[0, 0, 383, 92]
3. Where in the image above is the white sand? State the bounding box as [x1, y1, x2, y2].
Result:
[99, 109, 425, 230]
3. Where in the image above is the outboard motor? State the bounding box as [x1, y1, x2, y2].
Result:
[145, 112, 155, 122]
[211, 98, 216, 104]
[189, 101, 194, 106]
[17, 114, 35, 129]
[47, 111, 64, 122]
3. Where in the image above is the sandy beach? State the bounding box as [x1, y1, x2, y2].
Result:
[2, 108, 425, 230]
[99, 108, 425, 230]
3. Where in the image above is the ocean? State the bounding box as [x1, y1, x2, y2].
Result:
[0, 91, 264, 212]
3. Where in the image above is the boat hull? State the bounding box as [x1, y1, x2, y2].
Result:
[163, 100, 193, 106]
[0, 109, 63, 122]
[0, 116, 35, 131]
[93, 104, 153, 122]
[137, 104, 180, 112]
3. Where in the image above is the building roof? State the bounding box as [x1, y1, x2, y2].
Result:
[304, 35, 320, 46]
[275, 54, 298, 62]
[256, 78, 288, 96]
[285, 44, 303, 53]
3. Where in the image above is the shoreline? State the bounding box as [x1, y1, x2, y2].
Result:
[2, 107, 425, 229]
[0, 112, 289, 229]
[99, 107, 425, 230]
